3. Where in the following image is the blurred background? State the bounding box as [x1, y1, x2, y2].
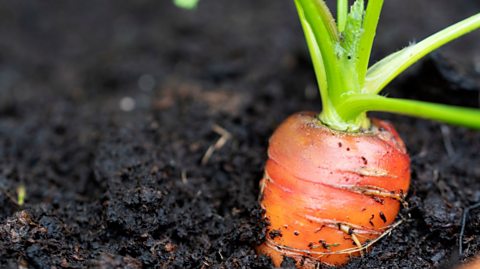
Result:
[0, 0, 479, 105]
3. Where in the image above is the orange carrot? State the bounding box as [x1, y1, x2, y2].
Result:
[257, 112, 410, 267]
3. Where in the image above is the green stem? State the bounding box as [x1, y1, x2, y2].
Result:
[338, 94, 480, 129]
[337, 0, 348, 33]
[356, 0, 383, 87]
[294, 0, 329, 112]
[365, 13, 480, 94]
[295, 0, 349, 128]
[296, 0, 343, 104]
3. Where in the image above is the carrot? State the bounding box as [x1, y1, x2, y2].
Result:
[256, 0, 480, 268]
[257, 112, 410, 267]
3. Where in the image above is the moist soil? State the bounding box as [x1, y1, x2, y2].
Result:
[1, 1, 480, 268]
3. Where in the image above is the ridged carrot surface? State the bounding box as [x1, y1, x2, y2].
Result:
[257, 112, 410, 267]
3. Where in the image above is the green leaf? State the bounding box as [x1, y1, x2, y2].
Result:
[174, 0, 199, 9]
[17, 185, 26, 206]
[356, 0, 384, 86]
[365, 13, 480, 94]
[341, 0, 365, 58]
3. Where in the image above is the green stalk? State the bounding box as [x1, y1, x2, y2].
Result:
[337, 0, 348, 33]
[294, 0, 480, 131]
[338, 95, 480, 129]
[356, 0, 383, 87]
[365, 13, 480, 94]
[296, 0, 372, 130]
[295, 1, 330, 115]
[296, 0, 342, 98]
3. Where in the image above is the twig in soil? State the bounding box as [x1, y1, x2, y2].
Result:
[440, 125, 456, 159]
[217, 249, 224, 260]
[181, 170, 188, 184]
[459, 202, 480, 255]
[201, 124, 232, 165]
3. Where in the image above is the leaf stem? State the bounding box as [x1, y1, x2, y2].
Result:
[294, 0, 330, 112]
[295, 0, 343, 104]
[338, 95, 480, 129]
[356, 0, 383, 87]
[365, 13, 480, 94]
[337, 0, 348, 33]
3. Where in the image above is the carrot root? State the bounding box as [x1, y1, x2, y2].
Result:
[257, 112, 410, 268]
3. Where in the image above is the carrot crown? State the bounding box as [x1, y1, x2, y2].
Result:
[296, 0, 480, 131]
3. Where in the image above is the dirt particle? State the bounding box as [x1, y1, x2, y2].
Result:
[379, 211, 387, 223]
[361, 156, 368, 165]
[319, 240, 329, 249]
[164, 242, 176, 252]
[369, 214, 375, 226]
[61, 258, 69, 268]
[338, 142, 342, 147]
[293, 231, 300, 236]
[346, 147, 350, 151]
[269, 229, 282, 239]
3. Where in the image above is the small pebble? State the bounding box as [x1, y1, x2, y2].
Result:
[120, 97, 136, 111]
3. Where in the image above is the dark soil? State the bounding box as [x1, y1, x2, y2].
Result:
[1, 0, 480, 268]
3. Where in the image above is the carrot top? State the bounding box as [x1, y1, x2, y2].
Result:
[295, 0, 480, 131]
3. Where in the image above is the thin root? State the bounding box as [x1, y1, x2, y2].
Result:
[201, 124, 232, 165]
[347, 186, 406, 204]
[339, 223, 364, 257]
[265, 220, 403, 256]
[459, 202, 480, 255]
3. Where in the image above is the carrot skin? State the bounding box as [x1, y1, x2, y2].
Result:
[257, 112, 410, 268]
